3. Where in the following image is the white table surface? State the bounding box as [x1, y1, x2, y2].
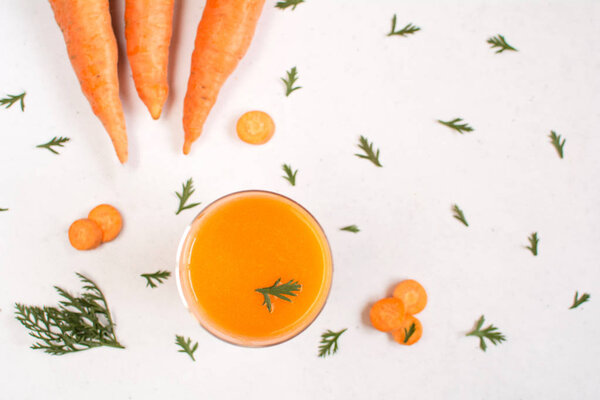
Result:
[1, 0, 599, 399]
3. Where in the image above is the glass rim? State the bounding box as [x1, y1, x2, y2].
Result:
[175, 189, 334, 348]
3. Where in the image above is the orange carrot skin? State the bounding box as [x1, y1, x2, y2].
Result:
[183, 0, 266, 155]
[48, 0, 128, 163]
[125, 0, 174, 120]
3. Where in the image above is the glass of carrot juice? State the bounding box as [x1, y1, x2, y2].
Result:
[176, 190, 333, 347]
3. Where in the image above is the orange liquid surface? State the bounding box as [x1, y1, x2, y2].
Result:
[178, 192, 332, 346]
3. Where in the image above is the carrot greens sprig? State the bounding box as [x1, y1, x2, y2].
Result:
[387, 15, 420, 37]
[282, 164, 298, 186]
[318, 328, 346, 358]
[438, 118, 474, 134]
[175, 178, 201, 215]
[526, 232, 539, 256]
[175, 335, 198, 361]
[355, 136, 382, 167]
[340, 225, 360, 233]
[275, 0, 304, 10]
[452, 205, 469, 227]
[549, 131, 566, 159]
[466, 315, 506, 351]
[569, 291, 590, 310]
[255, 278, 301, 312]
[487, 35, 517, 53]
[14, 273, 124, 355]
[36, 136, 70, 154]
[141, 270, 171, 288]
[282, 67, 302, 96]
[0, 91, 26, 111]
[403, 323, 416, 344]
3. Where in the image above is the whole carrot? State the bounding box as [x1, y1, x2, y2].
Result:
[48, 0, 128, 163]
[182, 0, 266, 155]
[125, 0, 174, 120]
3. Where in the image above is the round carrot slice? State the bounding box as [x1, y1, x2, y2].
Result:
[236, 111, 275, 145]
[68, 219, 103, 250]
[393, 279, 427, 314]
[369, 297, 405, 332]
[391, 315, 423, 345]
[88, 204, 123, 242]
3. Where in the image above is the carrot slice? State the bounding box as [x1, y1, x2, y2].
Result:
[68, 219, 103, 250]
[236, 111, 275, 145]
[369, 297, 405, 332]
[88, 204, 123, 243]
[391, 315, 423, 345]
[392, 279, 427, 314]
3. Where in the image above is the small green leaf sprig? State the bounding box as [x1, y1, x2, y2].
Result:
[318, 329, 346, 358]
[487, 35, 517, 53]
[141, 270, 171, 288]
[282, 67, 302, 96]
[1, 91, 26, 111]
[255, 278, 301, 313]
[175, 178, 201, 215]
[387, 15, 420, 37]
[466, 315, 506, 351]
[282, 164, 298, 186]
[175, 335, 198, 361]
[36, 136, 70, 154]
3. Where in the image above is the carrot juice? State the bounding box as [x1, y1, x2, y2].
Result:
[176, 191, 332, 346]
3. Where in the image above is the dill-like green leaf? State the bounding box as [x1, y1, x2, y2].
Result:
[452, 205, 469, 227]
[0, 91, 26, 111]
[438, 118, 474, 134]
[14, 273, 124, 355]
[340, 225, 360, 233]
[255, 278, 301, 313]
[403, 323, 416, 343]
[282, 164, 298, 186]
[282, 66, 302, 96]
[526, 232, 539, 256]
[275, 0, 304, 10]
[36, 136, 70, 155]
[318, 328, 346, 358]
[549, 131, 566, 159]
[487, 35, 517, 53]
[466, 315, 506, 352]
[175, 335, 198, 361]
[569, 291, 590, 310]
[141, 270, 171, 288]
[175, 178, 201, 215]
[387, 15, 420, 37]
[0, 208, 7, 212]
[355, 135, 382, 167]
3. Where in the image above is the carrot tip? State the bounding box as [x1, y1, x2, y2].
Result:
[183, 142, 191, 155]
[149, 104, 162, 120]
[117, 151, 128, 164]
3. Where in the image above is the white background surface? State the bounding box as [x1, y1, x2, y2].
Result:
[1, 0, 599, 398]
